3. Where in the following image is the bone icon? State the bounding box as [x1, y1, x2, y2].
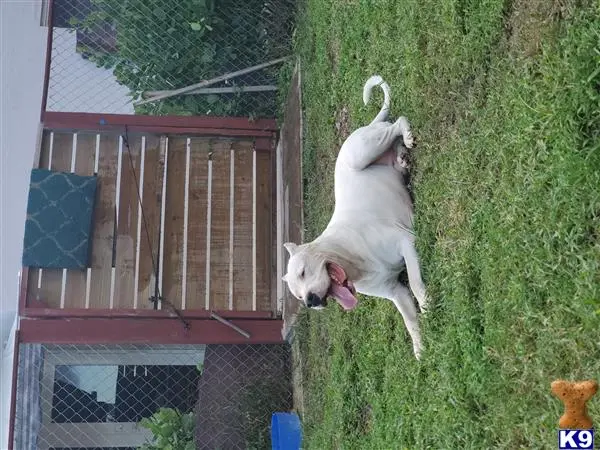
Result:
[551, 379, 598, 429]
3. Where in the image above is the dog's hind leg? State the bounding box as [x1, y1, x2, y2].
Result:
[400, 237, 429, 313]
[338, 116, 414, 170]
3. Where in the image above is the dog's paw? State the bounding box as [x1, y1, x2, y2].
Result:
[394, 116, 415, 149]
[407, 134, 417, 148]
[403, 131, 415, 149]
[413, 345, 422, 360]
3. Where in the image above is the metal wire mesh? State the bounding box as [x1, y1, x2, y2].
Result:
[46, 0, 297, 117]
[196, 344, 293, 449]
[13, 343, 293, 450]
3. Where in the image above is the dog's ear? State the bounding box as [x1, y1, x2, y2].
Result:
[283, 242, 298, 256]
[282, 273, 289, 283]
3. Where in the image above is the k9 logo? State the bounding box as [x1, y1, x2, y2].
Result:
[558, 429, 594, 450]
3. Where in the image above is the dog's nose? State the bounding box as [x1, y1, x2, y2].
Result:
[306, 292, 321, 307]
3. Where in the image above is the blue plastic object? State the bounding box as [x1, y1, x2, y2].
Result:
[22, 169, 97, 269]
[271, 412, 302, 450]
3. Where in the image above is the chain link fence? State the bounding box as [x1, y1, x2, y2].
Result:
[13, 343, 293, 449]
[46, 0, 296, 117]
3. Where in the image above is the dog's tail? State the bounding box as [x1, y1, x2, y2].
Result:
[363, 75, 391, 124]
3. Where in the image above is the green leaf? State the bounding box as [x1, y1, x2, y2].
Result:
[139, 417, 154, 431]
[189, 22, 202, 31]
[181, 412, 195, 433]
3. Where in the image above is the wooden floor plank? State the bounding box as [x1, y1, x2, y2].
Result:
[38, 131, 51, 171]
[113, 134, 143, 308]
[63, 132, 97, 308]
[208, 140, 232, 310]
[232, 142, 255, 311]
[88, 133, 118, 309]
[162, 137, 187, 309]
[37, 132, 74, 309]
[184, 139, 209, 310]
[256, 149, 273, 312]
[135, 135, 163, 309]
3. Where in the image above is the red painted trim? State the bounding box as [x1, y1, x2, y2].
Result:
[40, 0, 54, 119]
[43, 112, 278, 133]
[21, 307, 273, 320]
[20, 318, 284, 345]
[7, 330, 20, 450]
[255, 136, 275, 152]
[27, 298, 47, 309]
[18, 267, 29, 315]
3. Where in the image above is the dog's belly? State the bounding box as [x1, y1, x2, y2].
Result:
[333, 164, 413, 225]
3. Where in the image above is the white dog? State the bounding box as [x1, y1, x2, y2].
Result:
[282, 75, 429, 358]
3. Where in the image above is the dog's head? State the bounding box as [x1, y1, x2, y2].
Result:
[282, 242, 358, 311]
[282, 242, 330, 309]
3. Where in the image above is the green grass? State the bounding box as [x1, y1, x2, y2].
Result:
[292, 0, 600, 448]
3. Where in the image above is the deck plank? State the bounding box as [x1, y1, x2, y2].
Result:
[162, 137, 187, 309]
[63, 132, 97, 308]
[135, 135, 163, 309]
[232, 141, 255, 311]
[184, 139, 209, 310]
[37, 132, 74, 308]
[208, 140, 232, 310]
[113, 134, 142, 308]
[256, 149, 273, 312]
[88, 133, 119, 309]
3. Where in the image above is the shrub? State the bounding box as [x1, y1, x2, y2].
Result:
[72, 0, 294, 116]
[138, 407, 195, 450]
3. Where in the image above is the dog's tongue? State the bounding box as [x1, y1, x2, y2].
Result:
[328, 283, 359, 310]
[327, 263, 359, 310]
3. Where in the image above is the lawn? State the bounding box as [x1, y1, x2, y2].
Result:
[291, 0, 600, 448]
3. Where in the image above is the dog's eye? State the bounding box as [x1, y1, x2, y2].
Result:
[300, 270, 305, 278]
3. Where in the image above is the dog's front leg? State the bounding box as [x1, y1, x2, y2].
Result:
[338, 117, 414, 170]
[358, 281, 423, 358]
[388, 283, 423, 359]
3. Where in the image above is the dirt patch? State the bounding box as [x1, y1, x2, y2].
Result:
[291, 337, 306, 416]
[358, 404, 373, 435]
[334, 106, 351, 143]
[327, 36, 342, 73]
[505, 0, 564, 57]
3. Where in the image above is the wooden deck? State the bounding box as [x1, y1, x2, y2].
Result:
[26, 129, 274, 313]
